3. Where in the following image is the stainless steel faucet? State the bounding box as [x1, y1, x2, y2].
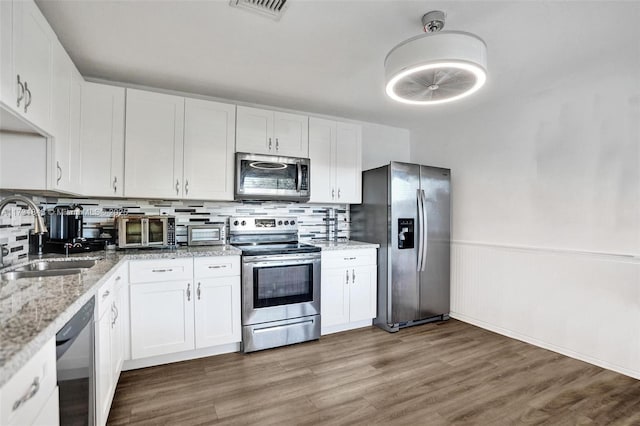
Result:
[0, 195, 48, 258]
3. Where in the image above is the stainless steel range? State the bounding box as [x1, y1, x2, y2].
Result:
[230, 216, 321, 353]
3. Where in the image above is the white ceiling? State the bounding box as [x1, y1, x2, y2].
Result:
[36, 0, 640, 130]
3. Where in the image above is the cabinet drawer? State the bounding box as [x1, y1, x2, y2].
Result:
[129, 258, 193, 284]
[194, 256, 240, 278]
[321, 249, 377, 268]
[0, 338, 56, 426]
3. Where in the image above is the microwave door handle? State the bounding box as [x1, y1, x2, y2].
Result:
[141, 219, 149, 246]
[296, 162, 302, 192]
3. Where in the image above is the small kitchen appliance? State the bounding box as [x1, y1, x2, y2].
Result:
[116, 215, 176, 249]
[187, 220, 227, 246]
[235, 152, 310, 202]
[230, 216, 321, 353]
[41, 205, 107, 254]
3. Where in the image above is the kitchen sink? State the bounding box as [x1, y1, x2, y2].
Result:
[13, 259, 98, 272]
[1, 258, 99, 281]
[1, 269, 85, 281]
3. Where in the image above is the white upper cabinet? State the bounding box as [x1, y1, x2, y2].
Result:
[0, 1, 15, 110]
[124, 89, 185, 199]
[183, 98, 235, 200]
[8, 0, 55, 131]
[50, 42, 81, 193]
[236, 106, 308, 157]
[80, 82, 125, 197]
[309, 118, 362, 204]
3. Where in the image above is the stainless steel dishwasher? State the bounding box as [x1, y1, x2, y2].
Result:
[56, 296, 95, 425]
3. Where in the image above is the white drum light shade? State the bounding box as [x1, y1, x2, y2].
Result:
[385, 31, 488, 105]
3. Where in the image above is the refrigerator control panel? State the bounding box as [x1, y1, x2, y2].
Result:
[398, 218, 414, 249]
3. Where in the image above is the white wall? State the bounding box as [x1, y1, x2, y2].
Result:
[361, 122, 410, 170]
[410, 51, 640, 378]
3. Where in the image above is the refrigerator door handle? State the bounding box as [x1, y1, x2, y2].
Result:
[416, 189, 424, 271]
[421, 189, 428, 272]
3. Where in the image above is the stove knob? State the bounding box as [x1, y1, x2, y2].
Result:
[278, 220, 283, 225]
[290, 220, 296, 225]
[284, 220, 289, 225]
[233, 220, 239, 226]
[241, 220, 246, 226]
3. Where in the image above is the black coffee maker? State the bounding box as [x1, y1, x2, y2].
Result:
[41, 205, 106, 254]
[47, 204, 84, 242]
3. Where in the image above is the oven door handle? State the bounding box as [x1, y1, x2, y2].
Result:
[253, 319, 314, 334]
[244, 259, 319, 268]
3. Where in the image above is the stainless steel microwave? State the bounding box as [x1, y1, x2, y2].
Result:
[116, 215, 176, 248]
[235, 152, 310, 202]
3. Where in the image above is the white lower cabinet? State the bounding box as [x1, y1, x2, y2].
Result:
[129, 256, 241, 360]
[95, 264, 128, 426]
[0, 337, 58, 426]
[321, 249, 377, 334]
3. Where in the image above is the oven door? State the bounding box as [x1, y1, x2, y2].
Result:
[146, 217, 168, 246]
[118, 217, 145, 248]
[242, 253, 320, 325]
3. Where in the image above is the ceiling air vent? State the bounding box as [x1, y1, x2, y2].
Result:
[229, 0, 289, 21]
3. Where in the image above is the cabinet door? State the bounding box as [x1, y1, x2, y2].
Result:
[95, 307, 113, 426]
[308, 117, 335, 203]
[32, 387, 59, 426]
[334, 122, 362, 204]
[50, 42, 71, 191]
[0, 0, 14, 110]
[130, 281, 195, 359]
[194, 276, 241, 348]
[235, 106, 272, 155]
[124, 89, 184, 198]
[320, 268, 349, 328]
[348, 265, 377, 322]
[183, 99, 235, 200]
[12, 0, 54, 130]
[273, 111, 308, 157]
[80, 82, 125, 197]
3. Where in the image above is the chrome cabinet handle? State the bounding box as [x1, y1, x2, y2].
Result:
[275, 138, 279, 151]
[111, 303, 116, 327]
[16, 75, 25, 108]
[102, 289, 110, 299]
[197, 282, 201, 300]
[346, 269, 349, 284]
[331, 189, 335, 200]
[115, 275, 121, 281]
[337, 188, 341, 199]
[175, 179, 180, 195]
[56, 161, 62, 184]
[352, 269, 355, 283]
[113, 176, 118, 193]
[343, 257, 356, 261]
[186, 283, 191, 301]
[268, 137, 272, 151]
[185, 180, 189, 195]
[12, 377, 40, 412]
[24, 83, 32, 113]
[151, 268, 173, 273]
[208, 265, 227, 269]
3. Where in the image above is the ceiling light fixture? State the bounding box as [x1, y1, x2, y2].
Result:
[384, 11, 488, 105]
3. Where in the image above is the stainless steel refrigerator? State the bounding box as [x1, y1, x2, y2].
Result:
[351, 161, 450, 332]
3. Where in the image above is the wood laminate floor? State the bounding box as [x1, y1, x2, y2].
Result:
[108, 320, 640, 425]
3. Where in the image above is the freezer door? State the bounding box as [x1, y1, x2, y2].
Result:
[389, 162, 421, 324]
[418, 166, 451, 319]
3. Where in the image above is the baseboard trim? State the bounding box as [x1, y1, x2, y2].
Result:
[321, 319, 373, 335]
[451, 312, 640, 380]
[122, 342, 240, 371]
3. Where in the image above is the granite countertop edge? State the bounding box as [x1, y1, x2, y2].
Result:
[0, 245, 241, 387]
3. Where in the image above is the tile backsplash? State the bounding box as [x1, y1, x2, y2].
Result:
[0, 194, 350, 264]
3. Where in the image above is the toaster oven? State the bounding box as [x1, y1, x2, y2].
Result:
[187, 222, 227, 246]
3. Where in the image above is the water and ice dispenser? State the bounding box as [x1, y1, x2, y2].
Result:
[397, 218, 415, 249]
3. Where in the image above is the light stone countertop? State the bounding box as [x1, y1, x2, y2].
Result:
[0, 245, 241, 387]
[310, 240, 380, 250]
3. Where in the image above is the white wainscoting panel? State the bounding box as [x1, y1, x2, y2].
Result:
[451, 241, 640, 379]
